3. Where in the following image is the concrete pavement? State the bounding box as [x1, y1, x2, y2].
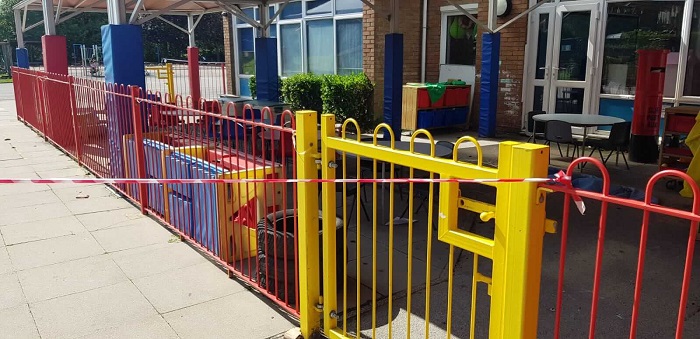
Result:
[0, 83, 294, 339]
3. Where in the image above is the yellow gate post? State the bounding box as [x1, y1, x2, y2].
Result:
[296, 111, 322, 337]
[490, 142, 549, 338]
[165, 62, 174, 99]
[319, 114, 338, 333]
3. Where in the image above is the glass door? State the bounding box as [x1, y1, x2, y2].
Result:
[549, 3, 600, 114]
[525, 7, 555, 114]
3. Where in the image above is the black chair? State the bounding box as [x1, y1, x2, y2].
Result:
[544, 120, 580, 160]
[586, 121, 631, 170]
[527, 111, 547, 143]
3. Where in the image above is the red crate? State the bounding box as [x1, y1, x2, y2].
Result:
[666, 114, 696, 134]
[417, 88, 431, 108]
[207, 149, 260, 171]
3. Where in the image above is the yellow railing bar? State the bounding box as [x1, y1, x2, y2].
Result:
[320, 115, 339, 333]
[459, 197, 495, 214]
[454, 136, 483, 165]
[323, 136, 498, 181]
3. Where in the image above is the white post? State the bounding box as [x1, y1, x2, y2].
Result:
[14, 9, 24, 48]
[259, 4, 270, 38]
[187, 15, 196, 47]
[488, 0, 498, 31]
[42, 0, 56, 35]
[389, 0, 399, 33]
[107, 0, 127, 25]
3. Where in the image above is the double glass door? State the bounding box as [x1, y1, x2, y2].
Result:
[526, 3, 600, 115]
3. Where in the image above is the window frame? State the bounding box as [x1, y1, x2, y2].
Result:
[439, 4, 478, 66]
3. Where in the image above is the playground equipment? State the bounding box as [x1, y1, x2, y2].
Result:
[145, 63, 175, 100]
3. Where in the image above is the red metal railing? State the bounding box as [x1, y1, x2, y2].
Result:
[11, 66, 301, 315]
[545, 158, 699, 339]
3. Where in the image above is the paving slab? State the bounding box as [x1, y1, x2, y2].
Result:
[35, 167, 93, 179]
[30, 281, 158, 339]
[62, 195, 135, 215]
[0, 247, 12, 275]
[6, 233, 105, 271]
[75, 207, 148, 232]
[0, 201, 74, 226]
[163, 292, 294, 339]
[91, 220, 173, 252]
[110, 242, 207, 279]
[0, 304, 40, 339]
[0, 272, 25, 311]
[0, 215, 87, 246]
[0, 190, 61, 209]
[17, 255, 128, 303]
[133, 262, 245, 313]
[77, 314, 180, 339]
[51, 184, 117, 202]
[0, 183, 52, 197]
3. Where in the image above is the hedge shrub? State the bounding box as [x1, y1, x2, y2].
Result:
[321, 73, 374, 130]
[280, 73, 323, 114]
[250, 73, 375, 130]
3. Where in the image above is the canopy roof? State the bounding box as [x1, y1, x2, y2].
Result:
[13, 0, 291, 17]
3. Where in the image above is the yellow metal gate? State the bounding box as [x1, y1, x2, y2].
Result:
[296, 112, 550, 338]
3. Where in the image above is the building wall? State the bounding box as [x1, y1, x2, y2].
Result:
[364, 0, 529, 132]
[222, 13, 235, 95]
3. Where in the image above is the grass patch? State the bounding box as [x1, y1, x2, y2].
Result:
[0, 78, 13, 84]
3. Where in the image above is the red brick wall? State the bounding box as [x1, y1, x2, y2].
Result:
[364, 0, 529, 132]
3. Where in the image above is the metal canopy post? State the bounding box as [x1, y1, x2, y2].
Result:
[187, 15, 196, 47]
[107, 0, 127, 25]
[41, 0, 56, 35]
[258, 3, 269, 38]
[14, 9, 24, 48]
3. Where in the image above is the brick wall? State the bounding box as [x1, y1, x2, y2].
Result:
[222, 13, 236, 95]
[364, 0, 529, 132]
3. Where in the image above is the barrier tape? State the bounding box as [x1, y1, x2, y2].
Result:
[0, 171, 585, 214]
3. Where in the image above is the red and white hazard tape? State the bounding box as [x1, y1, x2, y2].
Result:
[0, 171, 585, 213]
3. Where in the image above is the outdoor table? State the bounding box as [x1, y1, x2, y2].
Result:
[532, 113, 624, 157]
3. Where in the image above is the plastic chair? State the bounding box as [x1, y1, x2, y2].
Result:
[544, 120, 580, 160]
[526, 111, 547, 143]
[586, 121, 631, 169]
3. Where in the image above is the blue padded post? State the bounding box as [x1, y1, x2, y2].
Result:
[15, 48, 29, 69]
[383, 33, 403, 139]
[101, 24, 146, 178]
[479, 32, 500, 138]
[101, 24, 146, 89]
[255, 37, 279, 101]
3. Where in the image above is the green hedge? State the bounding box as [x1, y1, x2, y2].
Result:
[321, 73, 374, 130]
[280, 73, 323, 114]
[249, 73, 374, 130]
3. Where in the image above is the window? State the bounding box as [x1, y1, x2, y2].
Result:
[307, 20, 334, 74]
[237, 8, 256, 24]
[336, 0, 363, 14]
[337, 19, 363, 75]
[307, 0, 332, 16]
[684, 3, 700, 96]
[445, 15, 477, 65]
[238, 27, 255, 75]
[233, 0, 363, 96]
[600, 2, 684, 97]
[281, 1, 303, 20]
[281, 24, 302, 76]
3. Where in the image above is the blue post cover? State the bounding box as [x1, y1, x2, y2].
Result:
[383, 33, 404, 139]
[478, 32, 500, 138]
[101, 24, 146, 178]
[255, 37, 280, 101]
[15, 48, 29, 69]
[101, 24, 146, 89]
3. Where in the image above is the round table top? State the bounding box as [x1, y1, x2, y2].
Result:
[532, 114, 624, 127]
